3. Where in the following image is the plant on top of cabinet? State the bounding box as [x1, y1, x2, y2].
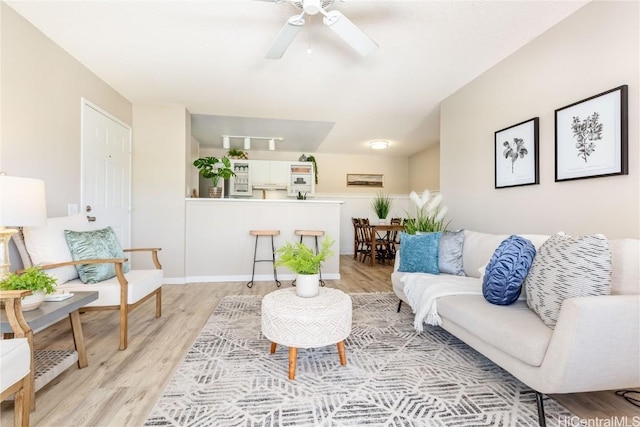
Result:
[227, 148, 248, 159]
[306, 155, 318, 184]
[193, 156, 235, 198]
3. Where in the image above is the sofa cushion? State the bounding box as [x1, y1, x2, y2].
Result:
[438, 230, 465, 276]
[398, 232, 441, 274]
[482, 235, 536, 305]
[462, 231, 508, 278]
[609, 239, 640, 295]
[22, 214, 93, 285]
[64, 227, 129, 283]
[525, 233, 612, 328]
[438, 295, 552, 366]
[57, 269, 163, 307]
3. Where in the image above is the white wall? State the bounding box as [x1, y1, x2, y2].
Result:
[409, 144, 440, 192]
[1, 3, 132, 216]
[440, 1, 639, 239]
[131, 105, 188, 281]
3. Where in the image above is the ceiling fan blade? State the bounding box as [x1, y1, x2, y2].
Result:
[322, 10, 377, 57]
[266, 15, 305, 59]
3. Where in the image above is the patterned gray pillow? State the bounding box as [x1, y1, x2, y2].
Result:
[525, 233, 612, 328]
[439, 230, 465, 276]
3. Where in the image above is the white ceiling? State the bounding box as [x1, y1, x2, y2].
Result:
[6, 0, 587, 156]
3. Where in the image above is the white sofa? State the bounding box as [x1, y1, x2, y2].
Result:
[391, 230, 640, 426]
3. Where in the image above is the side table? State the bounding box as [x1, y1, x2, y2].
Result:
[0, 291, 98, 408]
[261, 287, 352, 380]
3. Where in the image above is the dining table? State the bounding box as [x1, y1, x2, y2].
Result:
[369, 224, 405, 266]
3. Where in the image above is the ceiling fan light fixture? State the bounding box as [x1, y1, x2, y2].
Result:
[369, 140, 389, 150]
[222, 136, 230, 149]
[244, 137, 251, 150]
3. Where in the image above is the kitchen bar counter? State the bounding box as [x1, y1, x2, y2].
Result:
[185, 198, 343, 283]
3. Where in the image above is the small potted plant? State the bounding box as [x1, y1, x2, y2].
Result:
[227, 148, 248, 160]
[276, 236, 334, 298]
[371, 192, 393, 224]
[193, 156, 236, 198]
[0, 266, 57, 311]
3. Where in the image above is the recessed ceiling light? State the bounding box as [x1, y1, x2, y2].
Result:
[369, 140, 389, 150]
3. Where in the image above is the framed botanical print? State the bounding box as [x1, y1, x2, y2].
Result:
[555, 85, 628, 182]
[494, 117, 539, 189]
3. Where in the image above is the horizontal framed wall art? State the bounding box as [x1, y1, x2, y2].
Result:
[346, 173, 384, 188]
[555, 85, 628, 182]
[494, 117, 539, 189]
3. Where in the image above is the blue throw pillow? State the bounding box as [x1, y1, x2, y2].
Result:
[482, 235, 536, 305]
[64, 226, 129, 283]
[398, 232, 442, 274]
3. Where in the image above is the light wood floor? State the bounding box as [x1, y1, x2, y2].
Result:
[2, 255, 637, 426]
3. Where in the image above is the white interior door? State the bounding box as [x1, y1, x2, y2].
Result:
[81, 99, 131, 247]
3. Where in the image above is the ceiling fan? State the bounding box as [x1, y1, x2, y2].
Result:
[261, 0, 378, 59]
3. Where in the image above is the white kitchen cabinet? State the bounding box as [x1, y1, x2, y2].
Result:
[289, 162, 315, 197]
[251, 160, 288, 186]
[229, 160, 252, 197]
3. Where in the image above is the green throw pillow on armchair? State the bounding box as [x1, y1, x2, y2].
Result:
[64, 226, 130, 283]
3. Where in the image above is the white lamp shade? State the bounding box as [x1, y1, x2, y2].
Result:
[0, 176, 47, 227]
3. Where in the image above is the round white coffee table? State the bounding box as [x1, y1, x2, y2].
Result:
[261, 287, 352, 380]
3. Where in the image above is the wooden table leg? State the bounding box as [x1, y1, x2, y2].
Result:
[270, 342, 277, 354]
[370, 229, 376, 266]
[337, 341, 347, 366]
[69, 310, 88, 368]
[288, 347, 298, 380]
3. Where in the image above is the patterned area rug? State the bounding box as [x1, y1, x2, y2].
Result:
[145, 292, 572, 426]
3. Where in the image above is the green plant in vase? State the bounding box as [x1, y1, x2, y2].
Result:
[371, 192, 393, 224]
[193, 156, 235, 198]
[0, 266, 57, 311]
[276, 236, 334, 297]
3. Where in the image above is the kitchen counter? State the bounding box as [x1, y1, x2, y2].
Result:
[185, 198, 343, 283]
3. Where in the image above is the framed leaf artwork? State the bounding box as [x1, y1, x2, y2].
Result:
[555, 85, 628, 182]
[494, 117, 539, 189]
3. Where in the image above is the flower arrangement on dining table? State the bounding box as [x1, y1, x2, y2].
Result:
[404, 190, 450, 234]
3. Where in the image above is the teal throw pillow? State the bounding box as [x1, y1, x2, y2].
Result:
[64, 227, 129, 283]
[398, 232, 442, 274]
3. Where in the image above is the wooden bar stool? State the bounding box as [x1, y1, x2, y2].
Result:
[293, 229, 326, 287]
[247, 230, 282, 288]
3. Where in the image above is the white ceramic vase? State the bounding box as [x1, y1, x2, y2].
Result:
[21, 290, 46, 311]
[295, 273, 320, 298]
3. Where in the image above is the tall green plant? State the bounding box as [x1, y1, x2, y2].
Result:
[193, 156, 235, 187]
[371, 192, 392, 219]
[404, 190, 450, 234]
[276, 236, 335, 275]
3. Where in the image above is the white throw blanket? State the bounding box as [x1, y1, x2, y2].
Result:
[401, 274, 483, 332]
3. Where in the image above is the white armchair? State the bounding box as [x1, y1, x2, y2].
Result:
[0, 290, 33, 427]
[17, 214, 163, 350]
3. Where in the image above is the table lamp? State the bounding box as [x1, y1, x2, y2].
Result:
[0, 173, 47, 279]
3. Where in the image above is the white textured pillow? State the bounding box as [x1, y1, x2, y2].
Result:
[525, 233, 612, 328]
[22, 214, 92, 284]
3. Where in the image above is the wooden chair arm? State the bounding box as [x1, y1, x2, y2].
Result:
[122, 248, 162, 270]
[0, 290, 32, 338]
[23, 258, 127, 272]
